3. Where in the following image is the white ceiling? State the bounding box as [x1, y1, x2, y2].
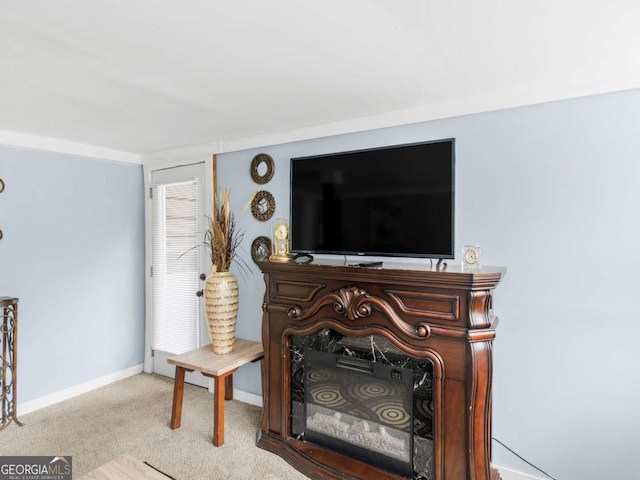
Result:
[1, 0, 639, 158]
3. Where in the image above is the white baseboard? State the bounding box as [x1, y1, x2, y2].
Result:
[496, 464, 545, 480]
[19, 364, 261, 417]
[18, 364, 144, 416]
[233, 388, 263, 408]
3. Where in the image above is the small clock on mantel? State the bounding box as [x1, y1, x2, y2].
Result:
[462, 245, 481, 269]
[270, 218, 292, 262]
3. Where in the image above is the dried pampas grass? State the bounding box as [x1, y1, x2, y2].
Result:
[205, 188, 253, 273]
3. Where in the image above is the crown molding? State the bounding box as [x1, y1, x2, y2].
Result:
[0, 130, 142, 165]
[142, 141, 220, 170]
[217, 86, 638, 155]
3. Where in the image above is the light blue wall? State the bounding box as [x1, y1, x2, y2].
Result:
[0, 146, 145, 402]
[218, 88, 640, 480]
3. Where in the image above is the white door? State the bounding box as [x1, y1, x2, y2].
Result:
[148, 163, 209, 387]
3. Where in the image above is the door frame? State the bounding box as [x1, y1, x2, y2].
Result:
[143, 154, 214, 375]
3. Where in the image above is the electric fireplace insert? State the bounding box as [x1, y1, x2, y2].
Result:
[292, 330, 434, 479]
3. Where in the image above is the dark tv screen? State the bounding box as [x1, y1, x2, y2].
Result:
[290, 138, 455, 258]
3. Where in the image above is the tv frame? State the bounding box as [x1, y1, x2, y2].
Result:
[289, 138, 455, 260]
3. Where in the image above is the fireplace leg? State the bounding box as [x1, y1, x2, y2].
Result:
[491, 466, 502, 480]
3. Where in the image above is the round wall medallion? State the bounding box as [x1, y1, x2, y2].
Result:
[250, 153, 275, 185]
[251, 190, 276, 221]
[251, 236, 272, 264]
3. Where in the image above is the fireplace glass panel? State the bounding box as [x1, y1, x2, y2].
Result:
[291, 328, 435, 480]
[305, 349, 414, 476]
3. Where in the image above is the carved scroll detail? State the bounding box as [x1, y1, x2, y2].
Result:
[287, 286, 431, 338]
[332, 286, 373, 320]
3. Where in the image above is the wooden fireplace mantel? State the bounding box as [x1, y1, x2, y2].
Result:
[257, 260, 505, 480]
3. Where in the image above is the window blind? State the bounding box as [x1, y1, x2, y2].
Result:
[151, 180, 200, 355]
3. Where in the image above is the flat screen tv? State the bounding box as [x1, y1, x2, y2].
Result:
[290, 138, 455, 259]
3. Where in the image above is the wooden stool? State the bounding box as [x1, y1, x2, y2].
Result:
[167, 339, 263, 446]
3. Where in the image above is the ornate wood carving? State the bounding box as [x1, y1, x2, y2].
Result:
[386, 289, 460, 323]
[284, 285, 434, 340]
[258, 261, 505, 480]
[272, 280, 325, 303]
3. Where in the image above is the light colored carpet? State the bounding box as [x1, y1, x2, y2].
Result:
[0, 373, 309, 480]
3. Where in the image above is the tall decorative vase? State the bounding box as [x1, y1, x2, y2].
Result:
[204, 266, 239, 354]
